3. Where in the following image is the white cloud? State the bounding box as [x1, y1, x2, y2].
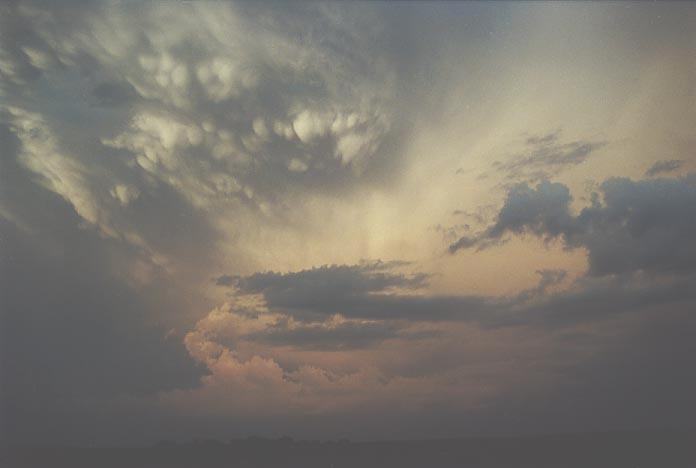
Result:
[288, 158, 309, 173]
[6, 107, 108, 233]
[1, 2, 398, 257]
[292, 111, 332, 144]
[110, 184, 140, 206]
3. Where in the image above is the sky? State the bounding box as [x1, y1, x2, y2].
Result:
[1, 1, 696, 446]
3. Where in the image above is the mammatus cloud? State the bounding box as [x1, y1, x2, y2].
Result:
[3, 0, 696, 447]
[449, 175, 696, 276]
[0, 2, 400, 269]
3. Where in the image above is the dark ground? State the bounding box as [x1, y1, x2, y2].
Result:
[2, 431, 695, 467]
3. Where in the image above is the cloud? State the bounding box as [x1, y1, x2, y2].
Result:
[215, 262, 491, 325]
[449, 180, 574, 253]
[3, 0, 696, 446]
[210, 254, 696, 332]
[0, 1, 402, 267]
[91, 81, 137, 107]
[515, 269, 567, 301]
[161, 301, 448, 419]
[645, 159, 683, 177]
[449, 175, 696, 276]
[158, 299, 514, 424]
[490, 131, 606, 183]
[110, 184, 140, 206]
[185, 299, 430, 356]
[0, 122, 206, 443]
[251, 318, 408, 351]
[160, 264, 696, 437]
[0, 2, 428, 443]
[228, 260, 429, 293]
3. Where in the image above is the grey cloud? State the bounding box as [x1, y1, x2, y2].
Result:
[473, 301, 696, 436]
[515, 269, 567, 301]
[220, 261, 429, 315]
[503, 272, 696, 329]
[216, 261, 517, 324]
[449, 180, 574, 253]
[645, 159, 683, 177]
[218, 259, 695, 330]
[447, 235, 481, 253]
[525, 131, 560, 146]
[0, 1, 411, 262]
[492, 131, 606, 183]
[0, 2, 514, 444]
[91, 81, 137, 107]
[3, 0, 696, 448]
[450, 176, 696, 276]
[247, 320, 418, 351]
[486, 180, 575, 239]
[215, 274, 235, 287]
[0, 123, 207, 444]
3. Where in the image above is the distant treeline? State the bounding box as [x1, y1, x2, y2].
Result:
[3, 431, 695, 467]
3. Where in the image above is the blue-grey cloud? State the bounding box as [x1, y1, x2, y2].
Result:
[490, 131, 607, 183]
[0, 123, 206, 443]
[645, 159, 683, 177]
[2, 0, 696, 448]
[246, 319, 436, 351]
[216, 259, 695, 332]
[450, 175, 696, 276]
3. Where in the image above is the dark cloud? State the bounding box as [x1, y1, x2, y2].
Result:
[2, 0, 696, 449]
[215, 262, 520, 324]
[450, 176, 696, 276]
[214, 259, 696, 332]
[503, 272, 696, 329]
[247, 319, 421, 351]
[645, 159, 683, 177]
[191, 261, 696, 443]
[218, 262, 429, 317]
[0, 1, 485, 444]
[515, 269, 567, 301]
[91, 81, 137, 107]
[0, 0, 413, 234]
[525, 130, 561, 146]
[0, 123, 206, 444]
[473, 302, 696, 436]
[215, 274, 235, 287]
[490, 131, 606, 183]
